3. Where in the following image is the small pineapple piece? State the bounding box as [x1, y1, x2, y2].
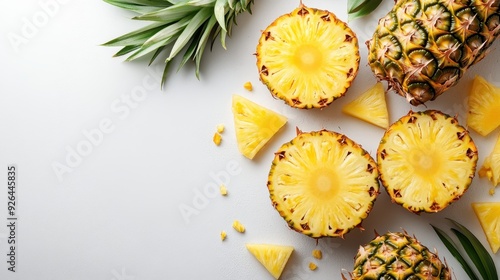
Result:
[244, 81, 253, 91]
[467, 76, 500, 136]
[479, 133, 500, 187]
[232, 220, 245, 233]
[342, 82, 389, 129]
[472, 202, 500, 254]
[246, 243, 294, 279]
[213, 132, 222, 146]
[312, 249, 322, 260]
[308, 262, 318, 271]
[220, 184, 228, 196]
[232, 95, 287, 159]
[217, 124, 225, 133]
[220, 231, 227, 241]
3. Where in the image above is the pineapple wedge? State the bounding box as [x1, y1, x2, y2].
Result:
[232, 95, 287, 159]
[246, 244, 294, 279]
[342, 82, 389, 129]
[467, 76, 500, 136]
[479, 133, 500, 188]
[472, 202, 500, 254]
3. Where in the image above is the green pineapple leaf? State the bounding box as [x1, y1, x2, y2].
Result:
[348, 0, 383, 20]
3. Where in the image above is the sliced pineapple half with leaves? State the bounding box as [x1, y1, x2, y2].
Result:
[342, 82, 389, 129]
[268, 130, 379, 238]
[479, 133, 500, 189]
[232, 95, 287, 159]
[467, 76, 500, 136]
[378, 110, 478, 214]
[472, 202, 500, 254]
[256, 4, 360, 109]
[246, 243, 294, 279]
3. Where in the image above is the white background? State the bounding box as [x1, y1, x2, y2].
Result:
[1, 0, 499, 279]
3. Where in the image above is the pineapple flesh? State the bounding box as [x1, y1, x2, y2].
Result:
[342, 82, 390, 129]
[467, 75, 500, 137]
[368, 0, 500, 105]
[232, 95, 287, 159]
[268, 130, 380, 238]
[246, 243, 294, 279]
[479, 133, 500, 188]
[377, 110, 478, 213]
[351, 232, 452, 279]
[257, 5, 360, 109]
[472, 202, 500, 254]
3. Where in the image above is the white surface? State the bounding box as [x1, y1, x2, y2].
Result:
[1, 0, 499, 279]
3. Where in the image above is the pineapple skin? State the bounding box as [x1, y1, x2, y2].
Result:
[352, 232, 452, 279]
[368, 0, 500, 105]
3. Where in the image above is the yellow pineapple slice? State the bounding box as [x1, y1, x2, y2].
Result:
[342, 82, 389, 129]
[467, 76, 500, 136]
[479, 133, 500, 188]
[232, 95, 287, 159]
[246, 243, 294, 279]
[472, 202, 500, 254]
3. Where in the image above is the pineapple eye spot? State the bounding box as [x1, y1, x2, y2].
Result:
[294, 44, 323, 71]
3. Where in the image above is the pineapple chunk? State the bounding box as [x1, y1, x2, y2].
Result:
[217, 124, 225, 133]
[213, 132, 222, 146]
[232, 220, 245, 233]
[472, 202, 500, 254]
[342, 82, 389, 129]
[308, 262, 318, 271]
[312, 249, 322, 260]
[232, 95, 287, 159]
[467, 76, 500, 136]
[246, 244, 294, 279]
[220, 184, 228, 196]
[479, 133, 500, 188]
[244, 81, 253, 91]
[220, 231, 227, 241]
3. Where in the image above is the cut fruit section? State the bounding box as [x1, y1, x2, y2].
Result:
[467, 76, 500, 136]
[246, 243, 294, 279]
[479, 133, 500, 188]
[378, 110, 478, 213]
[268, 130, 380, 238]
[342, 82, 389, 129]
[472, 202, 500, 254]
[256, 4, 360, 109]
[232, 95, 287, 159]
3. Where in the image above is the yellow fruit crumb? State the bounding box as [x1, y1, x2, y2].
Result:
[490, 188, 496, 196]
[243, 81, 253, 91]
[232, 220, 245, 233]
[312, 249, 322, 260]
[220, 184, 228, 196]
[220, 231, 227, 241]
[309, 262, 318, 271]
[217, 124, 225, 133]
[213, 132, 222, 146]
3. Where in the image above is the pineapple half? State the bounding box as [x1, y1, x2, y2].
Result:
[268, 130, 379, 238]
[256, 4, 360, 109]
[232, 95, 287, 159]
[342, 82, 390, 129]
[377, 110, 478, 214]
[246, 243, 294, 279]
[350, 232, 452, 279]
[472, 202, 500, 254]
[467, 75, 500, 137]
[367, 0, 500, 105]
[479, 132, 500, 188]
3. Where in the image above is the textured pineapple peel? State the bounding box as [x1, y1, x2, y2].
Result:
[368, 0, 500, 105]
[256, 4, 360, 109]
[377, 110, 478, 214]
[467, 75, 500, 137]
[268, 130, 380, 238]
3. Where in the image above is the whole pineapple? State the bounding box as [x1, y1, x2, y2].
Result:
[350, 232, 452, 279]
[368, 0, 500, 105]
[257, 4, 360, 109]
[268, 130, 379, 238]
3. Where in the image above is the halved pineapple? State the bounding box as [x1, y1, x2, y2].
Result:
[246, 243, 294, 279]
[472, 202, 500, 254]
[268, 130, 379, 238]
[256, 4, 360, 109]
[479, 133, 500, 189]
[378, 110, 478, 213]
[342, 82, 389, 129]
[467, 76, 500, 136]
[232, 95, 287, 159]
